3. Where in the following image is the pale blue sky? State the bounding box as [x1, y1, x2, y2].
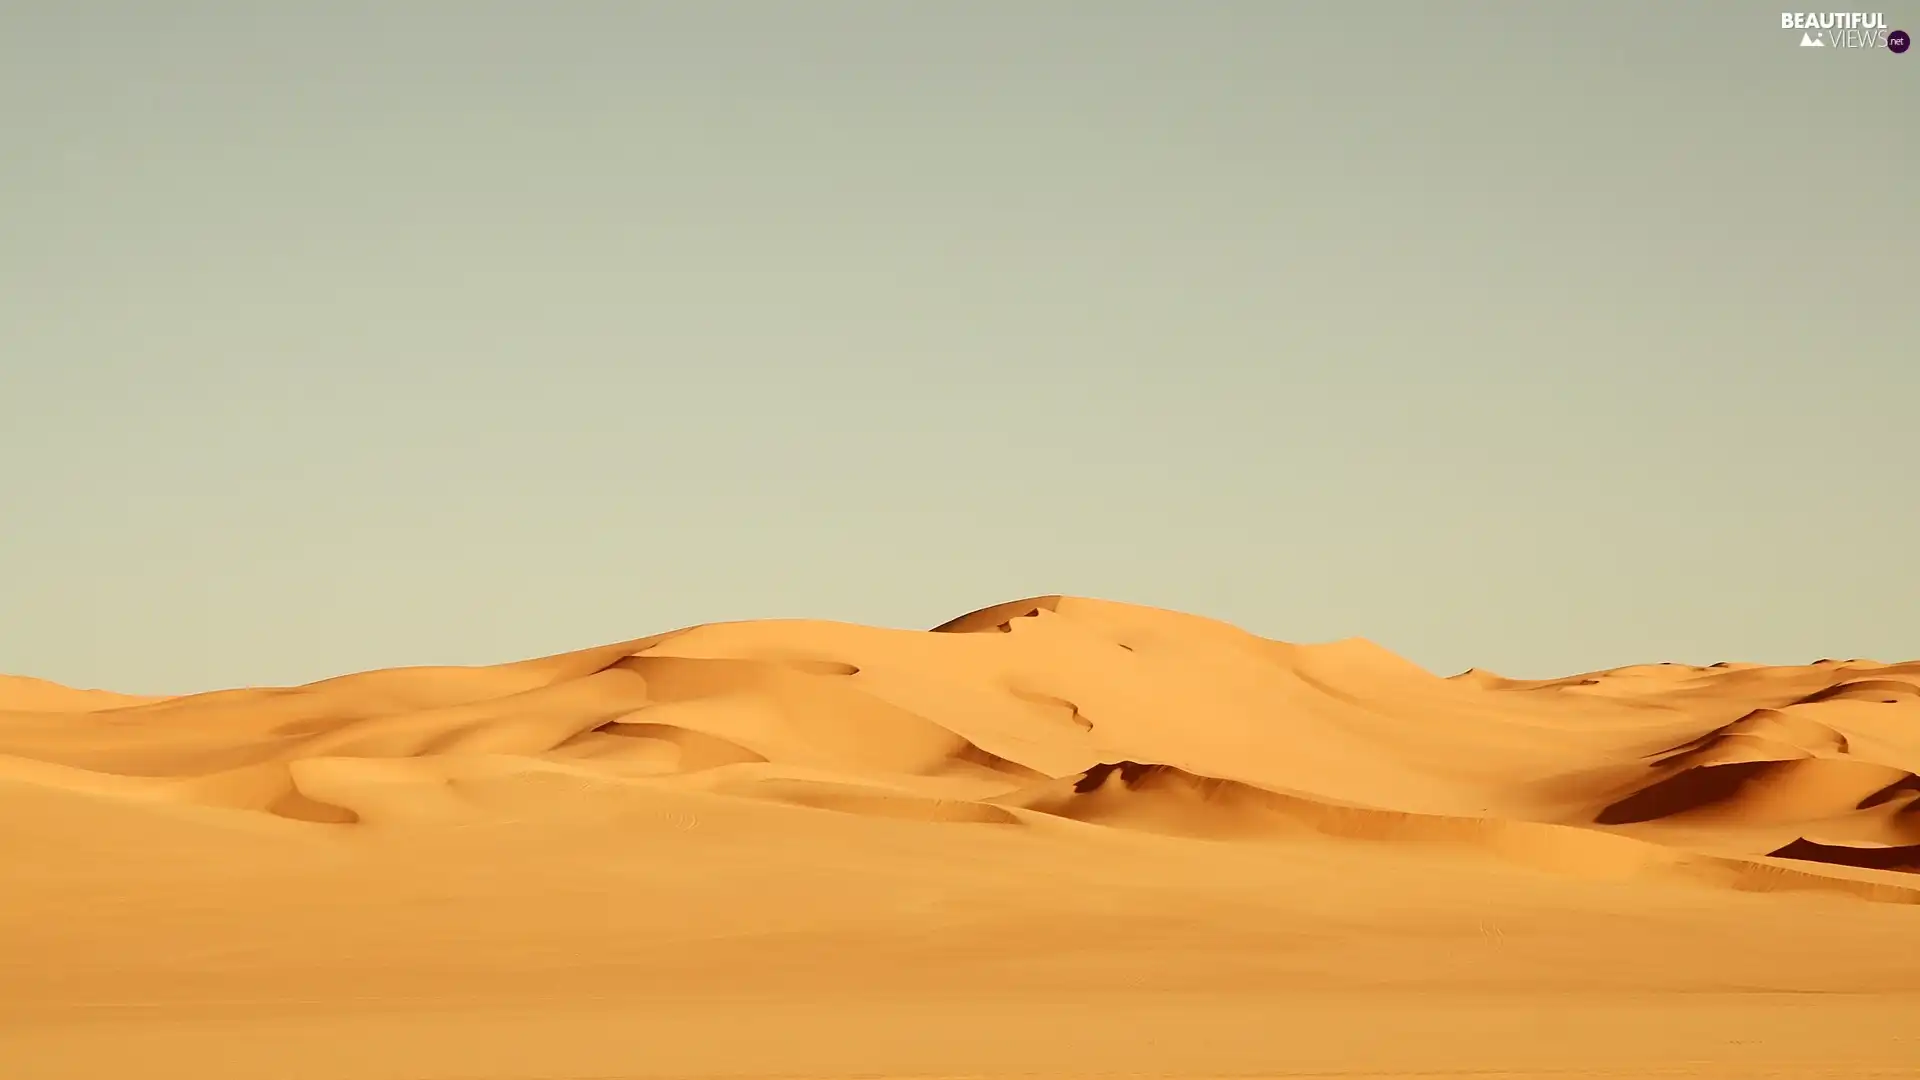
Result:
[3, 2, 1914, 694]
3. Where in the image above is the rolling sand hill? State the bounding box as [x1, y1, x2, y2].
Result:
[4, 596, 1920, 1079]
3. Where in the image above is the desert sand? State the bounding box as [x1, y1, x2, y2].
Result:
[4, 595, 1919, 1079]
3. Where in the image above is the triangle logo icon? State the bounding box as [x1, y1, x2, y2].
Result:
[1801, 31, 1824, 45]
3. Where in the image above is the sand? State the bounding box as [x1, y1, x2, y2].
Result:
[4, 595, 1919, 1079]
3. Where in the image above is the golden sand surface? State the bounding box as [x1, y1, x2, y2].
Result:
[5, 597, 1918, 1078]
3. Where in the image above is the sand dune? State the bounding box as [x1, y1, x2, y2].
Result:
[5, 595, 1920, 1078]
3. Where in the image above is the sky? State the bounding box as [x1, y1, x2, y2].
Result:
[2, 2, 1915, 694]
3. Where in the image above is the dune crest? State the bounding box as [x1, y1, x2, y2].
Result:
[0, 673, 163, 713]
